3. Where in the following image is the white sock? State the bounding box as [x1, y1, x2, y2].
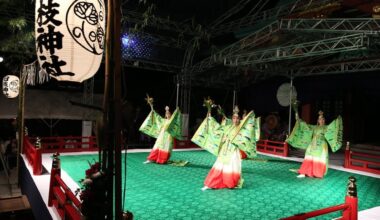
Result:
[201, 186, 210, 191]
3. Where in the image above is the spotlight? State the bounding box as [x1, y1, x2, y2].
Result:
[0, 56, 3, 63]
[121, 32, 152, 59]
[122, 34, 134, 47]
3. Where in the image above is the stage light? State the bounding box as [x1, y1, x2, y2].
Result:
[121, 33, 152, 59]
[0, 56, 3, 62]
[122, 34, 134, 47]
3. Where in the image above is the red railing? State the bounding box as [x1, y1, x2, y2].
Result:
[48, 153, 82, 220]
[344, 142, 380, 175]
[29, 136, 98, 153]
[23, 136, 42, 175]
[174, 138, 199, 149]
[281, 177, 358, 220]
[257, 139, 289, 157]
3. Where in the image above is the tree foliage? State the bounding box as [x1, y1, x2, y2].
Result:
[0, 0, 35, 72]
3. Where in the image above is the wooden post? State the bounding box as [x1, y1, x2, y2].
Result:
[48, 153, 61, 206]
[343, 176, 358, 220]
[16, 71, 27, 186]
[344, 141, 350, 168]
[103, 0, 123, 219]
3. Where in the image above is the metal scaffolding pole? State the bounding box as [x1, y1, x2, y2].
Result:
[211, 0, 339, 36]
[188, 21, 279, 74]
[292, 58, 380, 76]
[280, 18, 380, 34]
[288, 76, 293, 135]
[224, 34, 368, 66]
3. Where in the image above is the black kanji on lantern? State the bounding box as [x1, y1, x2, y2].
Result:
[40, 55, 74, 76]
[37, 25, 63, 54]
[37, 0, 62, 26]
[36, 0, 75, 77]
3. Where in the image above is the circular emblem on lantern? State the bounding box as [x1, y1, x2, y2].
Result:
[2, 75, 20, 98]
[67, 0, 105, 55]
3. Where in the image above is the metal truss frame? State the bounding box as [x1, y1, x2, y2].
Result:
[280, 18, 380, 34]
[187, 21, 280, 73]
[231, 58, 380, 87]
[224, 34, 368, 66]
[210, 0, 340, 36]
[291, 58, 380, 77]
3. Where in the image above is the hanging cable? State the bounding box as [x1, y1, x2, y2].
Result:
[122, 144, 128, 211]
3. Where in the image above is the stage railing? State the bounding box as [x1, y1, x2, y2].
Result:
[281, 176, 358, 220]
[344, 142, 380, 175]
[29, 136, 98, 153]
[23, 136, 42, 175]
[174, 138, 199, 149]
[48, 153, 82, 220]
[257, 140, 289, 157]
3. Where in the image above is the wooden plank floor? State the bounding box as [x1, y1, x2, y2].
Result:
[0, 195, 31, 213]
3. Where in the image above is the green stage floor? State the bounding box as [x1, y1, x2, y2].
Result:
[60, 150, 380, 220]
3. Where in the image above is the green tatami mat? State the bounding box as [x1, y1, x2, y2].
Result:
[60, 151, 380, 220]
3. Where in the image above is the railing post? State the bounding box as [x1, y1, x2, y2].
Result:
[344, 141, 350, 168]
[284, 142, 289, 157]
[122, 210, 134, 220]
[34, 137, 42, 175]
[264, 140, 268, 151]
[343, 176, 358, 220]
[48, 152, 61, 206]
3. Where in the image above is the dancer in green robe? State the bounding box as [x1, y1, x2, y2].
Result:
[217, 105, 248, 159]
[139, 95, 183, 164]
[287, 104, 343, 178]
[192, 98, 260, 190]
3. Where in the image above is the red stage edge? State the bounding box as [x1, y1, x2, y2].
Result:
[47, 153, 82, 220]
[23, 136, 42, 175]
[344, 142, 380, 175]
[257, 140, 289, 157]
[281, 176, 358, 220]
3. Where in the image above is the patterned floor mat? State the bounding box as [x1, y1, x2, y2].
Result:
[60, 151, 380, 220]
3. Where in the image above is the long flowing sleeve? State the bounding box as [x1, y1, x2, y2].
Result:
[139, 110, 164, 139]
[286, 119, 314, 149]
[324, 116, 343, 152]
[255, 116, 261, 141]
[191, 116, 223, 156]
[221, 117, 232, 126]
[166, 108, 184, 140]
[230, 111, 258, 158]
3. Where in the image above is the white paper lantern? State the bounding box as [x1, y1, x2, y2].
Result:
[2, 75, 20, 98]
[35, 0, 106, 82]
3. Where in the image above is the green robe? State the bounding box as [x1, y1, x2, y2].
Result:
[192, 111, 260, 158]
[139, 108, 183, 153]
[192, 111, 260, 188]
[286, 116, 343, 176]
